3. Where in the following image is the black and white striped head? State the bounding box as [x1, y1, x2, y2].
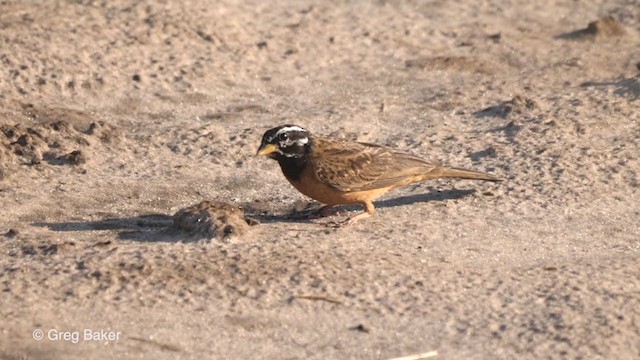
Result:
[256, 125, 312, 160]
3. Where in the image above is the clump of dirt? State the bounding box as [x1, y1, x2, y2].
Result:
[0, 104, 122, 179]
[558, 17, 626, 40]
[583, 17, 626, 37]
[173, 200, 257, 241]
[1, 124, 47, 166]
[474, 95, 537, 118]
[48, 150, 87, 166]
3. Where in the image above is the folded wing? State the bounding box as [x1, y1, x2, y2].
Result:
[311, 137, 440, 191]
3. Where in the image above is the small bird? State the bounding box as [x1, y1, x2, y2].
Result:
[257, 125, 500, 225]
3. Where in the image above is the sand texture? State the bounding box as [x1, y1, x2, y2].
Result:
[1, 1, 639, 359]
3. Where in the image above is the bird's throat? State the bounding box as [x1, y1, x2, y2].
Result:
[277, 156, 307, 182]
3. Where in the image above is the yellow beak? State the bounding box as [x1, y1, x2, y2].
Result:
[256, 143, 278, 156]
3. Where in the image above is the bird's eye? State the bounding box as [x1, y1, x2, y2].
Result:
[278, 132, 288, 141]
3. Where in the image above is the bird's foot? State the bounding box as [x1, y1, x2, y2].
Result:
[325, 211, 371, 228]
[307, 205, 340, 219]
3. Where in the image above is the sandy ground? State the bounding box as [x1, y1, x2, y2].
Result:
[1, 0, 639, 359]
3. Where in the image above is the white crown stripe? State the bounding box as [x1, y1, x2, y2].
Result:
[275, 126, 306, 136]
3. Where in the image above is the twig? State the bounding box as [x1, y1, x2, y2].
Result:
[387, 350, 438, 360]
[295, 294, 342, 304]
[128, 336, 182, 352]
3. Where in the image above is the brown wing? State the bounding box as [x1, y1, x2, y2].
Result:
[310, 136, 440, 191]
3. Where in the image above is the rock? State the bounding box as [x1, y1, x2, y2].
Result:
[4, 229, 18, 238]
[57, 150, 86, 166]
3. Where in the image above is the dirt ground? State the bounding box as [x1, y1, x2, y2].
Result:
[1, 1, 639, 359]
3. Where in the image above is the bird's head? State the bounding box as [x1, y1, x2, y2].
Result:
[256, 125, 312, 160]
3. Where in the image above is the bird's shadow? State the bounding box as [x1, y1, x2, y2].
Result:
[580, 76, 640, 100]
[379, 187, 475, 209]
[228, 187, 477, 224]
[33, 188, 477, 241]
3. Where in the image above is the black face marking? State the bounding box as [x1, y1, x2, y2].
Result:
[259, 125, 313, 182]
[259, 125, 311, 160]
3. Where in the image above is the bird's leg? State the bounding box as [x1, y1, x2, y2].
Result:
[334, 201, 376, 227]
[307, 204, 338, 219]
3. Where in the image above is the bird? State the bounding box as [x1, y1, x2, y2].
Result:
[256, 125, 501, 225]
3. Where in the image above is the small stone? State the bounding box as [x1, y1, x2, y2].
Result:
[4, 229, 18, 238]
[348, 324, 370, 333]
[58, 150, 86, 165]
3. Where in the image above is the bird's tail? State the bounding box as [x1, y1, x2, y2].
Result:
[433, 166, 502, 182]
